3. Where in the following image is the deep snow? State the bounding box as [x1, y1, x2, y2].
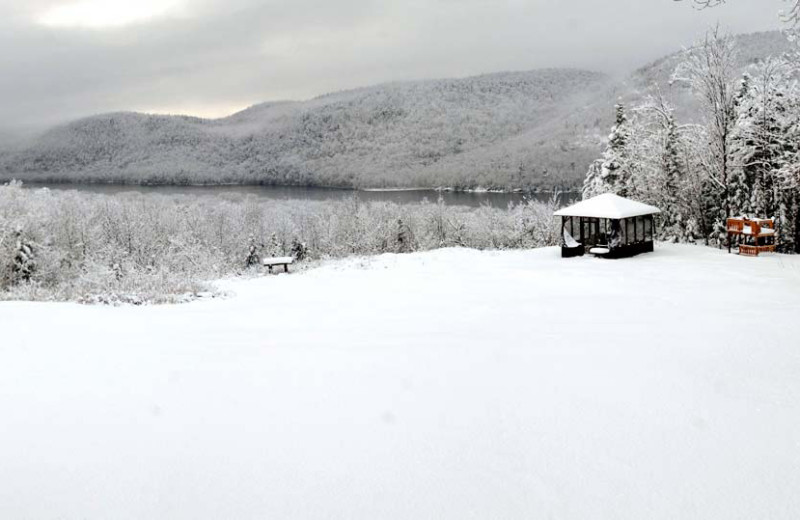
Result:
[1, 244, 800, 519]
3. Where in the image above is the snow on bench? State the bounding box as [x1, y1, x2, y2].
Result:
[743, 226, 775, 236]
[589, 247, 610, 255]
[563, 229, 581, 249]
[262, 256, 294, 273]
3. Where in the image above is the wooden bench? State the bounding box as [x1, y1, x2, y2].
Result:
[262, 256, 294, 273]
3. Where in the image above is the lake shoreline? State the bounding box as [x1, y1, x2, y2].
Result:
[5, 178, 577, 196]
[9, 180, 576, 210]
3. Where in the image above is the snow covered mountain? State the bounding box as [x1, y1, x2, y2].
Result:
[0, 31, 793, 190]
[0, 69, 613, 190]
[627, 30, 794, 123]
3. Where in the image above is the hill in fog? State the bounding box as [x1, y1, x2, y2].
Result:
[0, 31, 794, 191]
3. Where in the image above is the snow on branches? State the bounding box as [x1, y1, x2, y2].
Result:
[678, 0, 800, 28]
[582, 104, 633, 199]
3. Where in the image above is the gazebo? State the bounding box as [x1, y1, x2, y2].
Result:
[554, 193, 661, 258]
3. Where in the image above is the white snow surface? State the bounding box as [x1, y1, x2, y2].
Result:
[2, 244, 800, 520]
[554, 193, 662, 219]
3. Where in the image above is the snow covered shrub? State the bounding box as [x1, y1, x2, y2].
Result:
[0, 184, 559, 303]
[245, 235, 260, 268]
[291, 239, 308, 261]
[395, 219, 416, 253]
[11, 229, 36, 282]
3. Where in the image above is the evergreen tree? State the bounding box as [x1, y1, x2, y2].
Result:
[582, 104, 633, 199]
[581, 160, 603, 199]
[291, 238, 308, 261]
[268, 232, 281, 256]
[776, 171, 799, 252]
[728, 73, 754, 216]
[775, 124, 800, 253]
[730, 59, 794, 219]
[700, 179, 726, 246]
[11, 228, 35, 283]
[396, 219, 415, 253]
[773, 83, 800, 253]
[245, 234, 260, 268]
[658, 115, 686, 241]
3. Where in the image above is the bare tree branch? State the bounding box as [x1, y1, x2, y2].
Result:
[675, 0, 800, 26]
[672, 27, 739, 207]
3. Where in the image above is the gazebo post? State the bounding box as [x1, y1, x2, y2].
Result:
[651, 215, 656, 241]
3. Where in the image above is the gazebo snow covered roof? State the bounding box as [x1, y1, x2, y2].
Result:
[554, 193, 661, 220]
[555, 194, 661, 259]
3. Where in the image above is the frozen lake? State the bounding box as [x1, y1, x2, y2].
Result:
[19, 183, 576, 209]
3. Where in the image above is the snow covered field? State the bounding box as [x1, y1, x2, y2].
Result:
[1, 244, 800, 519]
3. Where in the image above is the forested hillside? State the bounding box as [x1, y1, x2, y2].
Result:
[0, 31, 793, 190]
[0, 70, 613, 190]
[628, 31, 794, 122]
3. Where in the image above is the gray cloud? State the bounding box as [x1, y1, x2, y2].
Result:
[0, 0, 786, 134]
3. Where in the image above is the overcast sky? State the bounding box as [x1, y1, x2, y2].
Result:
[0, 0, 786, 132]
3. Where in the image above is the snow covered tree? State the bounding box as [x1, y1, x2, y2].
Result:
[673, 28, 739, 244]
[680, 0, 800, 28]
[267, 232, 281, 256]
[582, 103, 633, 199]
[728, 73, 754, 216]
[655, 115, 689, 241]
[622, 90, 697, 242]
[581, 160, 602, 199]
[776, 161, 800, 252]
[290, 238, 308, 261]
[729, 56, 798, 245]
[395, 219, 416, 253]
[663, 119, 711, 244]
[11, 228, 36, 284]
[773, 88, 800, 253]
[737, 60, 791, 217]
[245, 234, 260, 268]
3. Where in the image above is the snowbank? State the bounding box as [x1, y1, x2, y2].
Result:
[1, 244, 799, 519]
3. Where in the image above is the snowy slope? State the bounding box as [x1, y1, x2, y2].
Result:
[1, 244, 800, 519]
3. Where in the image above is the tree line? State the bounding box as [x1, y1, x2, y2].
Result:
[582, 28, 800, 252]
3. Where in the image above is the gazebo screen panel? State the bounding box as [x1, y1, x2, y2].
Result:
[563, 214, 656, 250]
[636, 216, 645, 242]
[626, 219, 635, 244]
[582, 218, 598, 246]
[618, 219, 628, 245]
[567, 216, 578, 239]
